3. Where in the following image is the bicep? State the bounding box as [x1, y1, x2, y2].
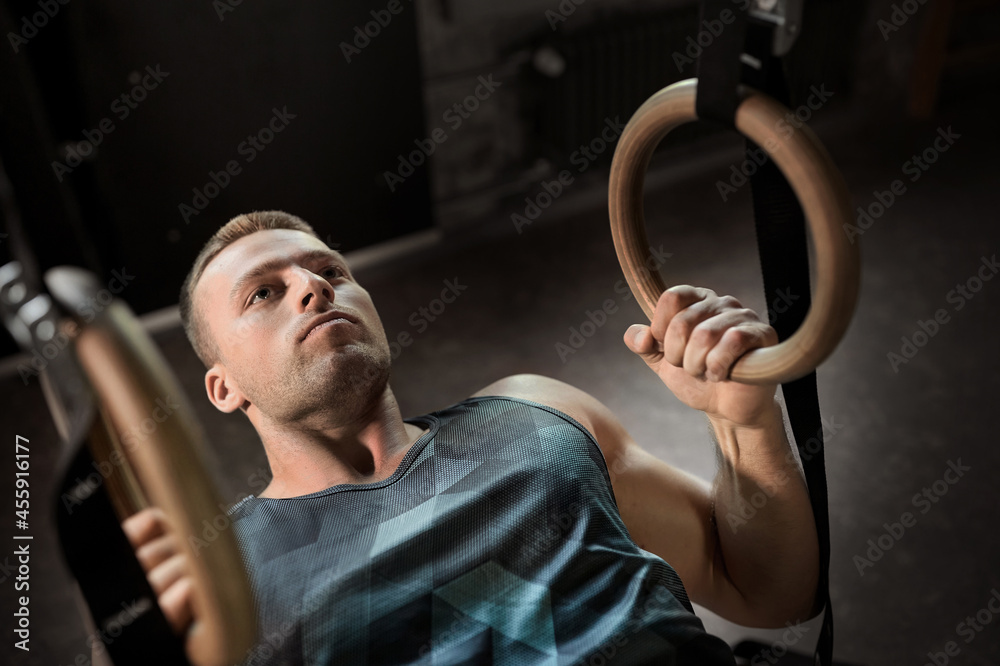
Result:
[585, 402, 721, 606]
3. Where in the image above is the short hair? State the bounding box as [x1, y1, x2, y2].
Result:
[179, 210, 321, 368]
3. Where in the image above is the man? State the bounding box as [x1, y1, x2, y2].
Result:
[124, 210, 819, 665]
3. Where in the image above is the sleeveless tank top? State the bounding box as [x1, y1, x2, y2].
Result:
[227, 395, 736, 665]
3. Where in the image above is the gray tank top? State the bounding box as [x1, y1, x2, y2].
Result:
[227, 395, 735, 665]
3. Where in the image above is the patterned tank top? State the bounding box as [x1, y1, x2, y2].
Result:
[228, 395, 735, 665]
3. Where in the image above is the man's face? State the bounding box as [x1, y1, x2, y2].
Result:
[195, 229, 391, 425]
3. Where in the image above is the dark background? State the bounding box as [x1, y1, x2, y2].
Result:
[1, 0, 999, 664]
[0, 0, 433, 334]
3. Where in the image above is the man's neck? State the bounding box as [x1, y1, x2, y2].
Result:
[252, 388, 428, 499]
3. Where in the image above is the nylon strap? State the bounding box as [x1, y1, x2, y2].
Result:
[744, 58, 834, 666]
[694, 0, 747, 125]
[693, 3, 834, 664]
[55, 435, 192, 665]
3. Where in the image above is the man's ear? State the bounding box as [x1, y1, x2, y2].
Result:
[205, 364, 247, 414]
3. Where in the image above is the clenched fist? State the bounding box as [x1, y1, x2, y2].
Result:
[623, 285, 779, 428]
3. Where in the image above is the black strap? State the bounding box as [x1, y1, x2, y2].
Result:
[694, 0, 747, 127]
[744, 60, 834, 666]
[55, 436, 192, 666]
[693, 4, 834, 665]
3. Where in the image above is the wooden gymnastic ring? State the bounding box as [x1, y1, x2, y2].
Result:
[608, 78, 860, 385]
[47, 267, 256, 666]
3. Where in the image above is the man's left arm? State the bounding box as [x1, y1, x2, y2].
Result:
[613, 284, 819, 628]
[571, 380, 818, 629]
[702, 398, 819, 627]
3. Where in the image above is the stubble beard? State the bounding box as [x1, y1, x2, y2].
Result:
[242, 333, 392, 428]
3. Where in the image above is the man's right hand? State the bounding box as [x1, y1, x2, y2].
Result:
[122, 506, 200, 660]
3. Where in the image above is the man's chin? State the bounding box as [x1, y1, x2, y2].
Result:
[313, 346, 390, 397]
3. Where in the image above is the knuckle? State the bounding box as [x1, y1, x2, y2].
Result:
[658, 288, 682, 310]
[690, 323, 716, 346]
[135, 544, 154, 570]
[718, 295, 742, 309]
[669, 316, 694, 340]
[724, 327, 752, 346]
[123, 507, 161, 545]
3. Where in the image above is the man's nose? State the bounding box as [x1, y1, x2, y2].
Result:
[291, 268, 334, 310]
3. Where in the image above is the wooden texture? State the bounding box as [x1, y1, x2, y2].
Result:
[73, 300, 256, 665]
[608, 78, 860, 385]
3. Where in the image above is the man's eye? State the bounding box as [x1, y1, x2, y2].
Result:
[249, 287, 272, 306]
[322, 266, 346, 280]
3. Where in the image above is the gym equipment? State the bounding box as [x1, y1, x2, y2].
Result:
[608, 78, 860, 385]
[608, 1, 862, 664]
[0, 258, 257, 666]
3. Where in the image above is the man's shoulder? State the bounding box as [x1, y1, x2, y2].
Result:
[467, 374, 604, 444]
[465, 373, 635, 474]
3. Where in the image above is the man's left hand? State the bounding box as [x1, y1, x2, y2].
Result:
[623, 285, 779, 429]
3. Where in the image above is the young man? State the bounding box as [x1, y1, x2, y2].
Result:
[124, 210, 819, 665]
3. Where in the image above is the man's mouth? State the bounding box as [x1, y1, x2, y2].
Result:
[301, 311, 358, 341]
[305, 318, 351, 339]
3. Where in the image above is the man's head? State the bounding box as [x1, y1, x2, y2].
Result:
[179, 211, 391, 426]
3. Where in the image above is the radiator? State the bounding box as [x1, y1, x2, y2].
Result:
[521, 5, 721, 169]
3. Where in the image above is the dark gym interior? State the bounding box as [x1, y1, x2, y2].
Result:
[1, 0, 998, 664]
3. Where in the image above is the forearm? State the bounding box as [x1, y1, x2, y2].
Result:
[706, 398, 819, 627]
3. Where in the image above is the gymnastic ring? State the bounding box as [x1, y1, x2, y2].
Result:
[608, 78, 860, 385]
[46, 267, 257, 666]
